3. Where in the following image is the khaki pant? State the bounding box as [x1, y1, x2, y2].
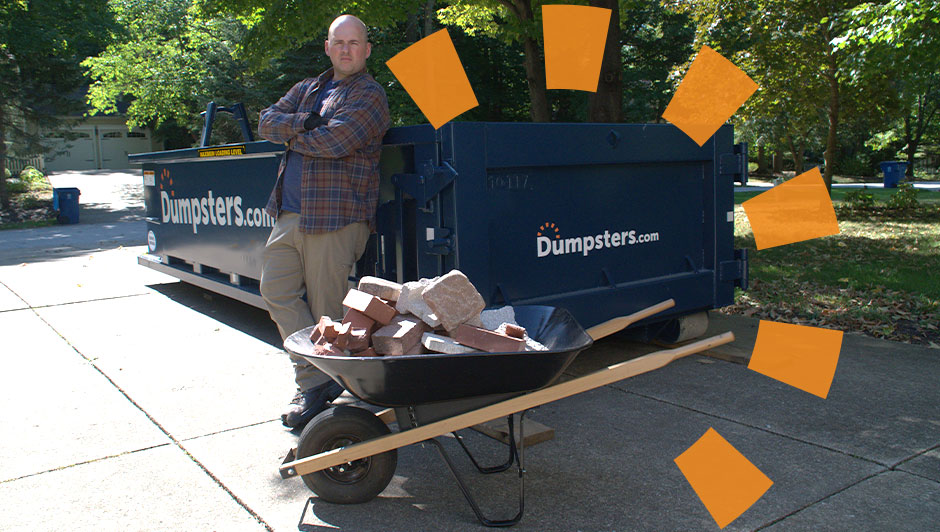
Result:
[261, 212, 370, 391]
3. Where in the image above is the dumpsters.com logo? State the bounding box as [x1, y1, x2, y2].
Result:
[536, 222, 660, 258]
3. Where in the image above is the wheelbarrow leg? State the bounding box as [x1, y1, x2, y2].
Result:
[428, 411, 528, 527]
[452, 415, 518, 474]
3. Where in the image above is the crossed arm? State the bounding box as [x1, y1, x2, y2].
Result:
[258, 79, 389, 159]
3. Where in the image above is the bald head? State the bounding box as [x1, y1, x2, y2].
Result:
[325, 15, 372, 80]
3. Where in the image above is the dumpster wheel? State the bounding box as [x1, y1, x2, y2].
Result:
[296, 406, 397, 504]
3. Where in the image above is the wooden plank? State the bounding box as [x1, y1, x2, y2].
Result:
[472, 418, 554, 447]
[586, 299, 676, 341]
[281, 331, 734, 478]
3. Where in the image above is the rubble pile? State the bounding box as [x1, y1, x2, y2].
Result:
[308, 270, 547, 357]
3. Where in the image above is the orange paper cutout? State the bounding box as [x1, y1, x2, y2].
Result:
[675, 428, 773, 529]
[385, 29, 478, 129]
[662, 45, 758, 146]
[749, 321, 843, 399]
[543, 5, 612, 92]
[742, 167, 841, 250]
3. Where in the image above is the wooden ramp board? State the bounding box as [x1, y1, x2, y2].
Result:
[471, 418, 555, 447]
[281, 331, 734, 478]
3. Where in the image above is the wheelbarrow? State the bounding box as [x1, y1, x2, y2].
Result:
[279, 299, 734, 527]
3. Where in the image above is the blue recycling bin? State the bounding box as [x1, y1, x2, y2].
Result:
[880, 161, 908, 188]
[53, 187, 81, 224]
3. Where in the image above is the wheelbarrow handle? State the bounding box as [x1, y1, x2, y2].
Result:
[586, 299, 676, 341]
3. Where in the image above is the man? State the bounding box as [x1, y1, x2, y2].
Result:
[258, 14, 390, 429]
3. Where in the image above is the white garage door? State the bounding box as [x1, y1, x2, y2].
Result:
[44, 125, 154, 171]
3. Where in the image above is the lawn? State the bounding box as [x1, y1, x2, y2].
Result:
[723, 186, 940, 347]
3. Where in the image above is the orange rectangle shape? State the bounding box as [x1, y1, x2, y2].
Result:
[748, 320, 843, 399]
[385, 29, 478, 129]
[662, 45, 757, 146]
[742, 167, 840, 250]
[543, 5, 612, 92]
[674, 428, 773, 528]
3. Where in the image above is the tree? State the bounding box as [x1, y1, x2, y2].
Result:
[439, 0, 553, 122]
[839, 0, 940, 177]
[679, 0, 868, 192]
[0, 0, 114, 208]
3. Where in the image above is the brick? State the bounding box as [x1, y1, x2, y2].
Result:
[450, 324, 525, 353]
[422, 332, 479, 354]
[343, 288, 398, 325]
[353, 347, 378, 357]
[311, 338, 346, 357]
[503, 324, 527, 339]
[405, 342, 425, 355]
[357, 276, 403, 302]
[313, 316, 339, 341]
[337, 328, 370, 352]
[342, 308, 376, 333]
[372, 315, 431, 356]
[395, 278, 441, 328]
[422, 270, 486, 332]
[332, 322, 352, 349]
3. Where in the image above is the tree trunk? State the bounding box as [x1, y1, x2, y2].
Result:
[821, 44, 839, 194]
[773, 149, 783, 174]
[500, 0, 549, 121]
[424, 0, 435, 37]
[588, 0, 622, 123]
[757, 144, 767, 174]
[522, 35, 550, 122]
[0, 104, 8, 210]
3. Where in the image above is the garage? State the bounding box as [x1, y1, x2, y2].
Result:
[44, 123, 160, 172]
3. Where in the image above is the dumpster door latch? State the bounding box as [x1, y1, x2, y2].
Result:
[426, 227, 455, 255]
[392, 162, 458, 206]
[719, 248, 748, 290]
[720, 142, 749, 185]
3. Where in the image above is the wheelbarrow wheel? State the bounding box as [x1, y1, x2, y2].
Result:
[296, 405, 397, 504]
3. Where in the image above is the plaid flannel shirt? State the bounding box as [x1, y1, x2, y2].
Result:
[259, 68, 390, 234]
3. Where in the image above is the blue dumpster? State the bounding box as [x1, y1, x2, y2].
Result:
[53, 187, 81, 224]
[130, 122, 748, 332]
[880, 161, 908, 188]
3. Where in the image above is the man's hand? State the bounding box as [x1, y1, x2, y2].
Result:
[303, 111, 327, 130]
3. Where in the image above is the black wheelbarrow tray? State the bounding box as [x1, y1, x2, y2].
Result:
[279, 299, 734, 527]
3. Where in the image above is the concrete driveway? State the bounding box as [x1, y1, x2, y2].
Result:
[1, 170, 937, 531]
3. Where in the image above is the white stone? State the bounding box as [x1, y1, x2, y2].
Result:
[357, 276, 402, 301]
[421, 332, 479, 354]
[395, 278, 440, 328]
[481, 306, 517, 331]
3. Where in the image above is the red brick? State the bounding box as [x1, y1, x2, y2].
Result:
[354, 347, 378, 357]
[332, 322, 352, 349]
[373, 315, 431, 356]
[504, 323, 527, 339]
[451, 324, 526, 353]
[342, 308, 376, 332]
[311, 338, 346, 357]
[343, 289, 398, 325]
[337, 326, 370, 352]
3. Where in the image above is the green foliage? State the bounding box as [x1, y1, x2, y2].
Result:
[843, 188, 876, 210]
[886, 183, 921, 211]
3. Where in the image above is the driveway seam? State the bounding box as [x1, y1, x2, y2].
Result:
[29, 308, 275, 532]
[752, 470, 887, 530]
[614, 386, 885, 466]
[0, 443, 173, 485]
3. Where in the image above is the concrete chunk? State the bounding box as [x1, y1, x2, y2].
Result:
[481, 306, 517, 330]
[372, 315, 431, 356]
[422, 332, 480, 354]
[357, 276, 403, 302]
[421, 270, 486, 332]
[396, 278, 441, 328]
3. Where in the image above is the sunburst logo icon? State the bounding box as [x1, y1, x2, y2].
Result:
[537, 222, 561, 239]
[160, 168, 174, 197]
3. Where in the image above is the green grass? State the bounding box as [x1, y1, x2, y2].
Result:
[734, 187, 940, 206]
[726, 189, 940, 345]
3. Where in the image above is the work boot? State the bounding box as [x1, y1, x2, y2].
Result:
[281, 380, 344, 428]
